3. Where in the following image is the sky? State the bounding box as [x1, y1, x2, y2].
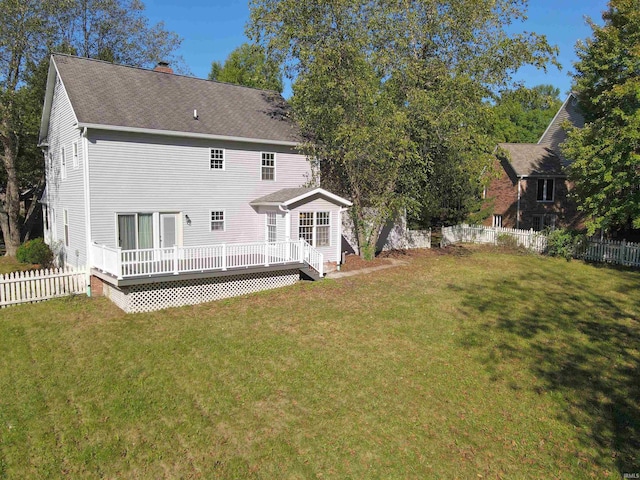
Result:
[144, 0, 610, 99]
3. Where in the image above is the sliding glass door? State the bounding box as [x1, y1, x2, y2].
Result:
[117, 213, 154, 250]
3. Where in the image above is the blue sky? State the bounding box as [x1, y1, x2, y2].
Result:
[144, 0, 609, 98]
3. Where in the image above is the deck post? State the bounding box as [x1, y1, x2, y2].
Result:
[299, 239, 305, 263]
[116, 247, 123, 280]
[173, 245, 179, 275]
[222, 243, 227, 271]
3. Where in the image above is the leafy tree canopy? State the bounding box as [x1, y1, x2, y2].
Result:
[249, 0, 558, 252]
[492, 85, 562, 143]
[0, 0, 183, 254]
[208, 43, 283, 93]
[562, 0, 640, 234]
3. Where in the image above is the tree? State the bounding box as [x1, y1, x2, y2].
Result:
[562, 0, 640, 235]
[249, 0, 558, 256]
[492, 85, 562, 143]
[208, 43, 283, 93]
[0, 0, 182, 255]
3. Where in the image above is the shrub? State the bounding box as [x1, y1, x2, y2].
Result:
[16, 238, 54, 266]
[496, 233, 520, 250]
[545, 229, 586, 261]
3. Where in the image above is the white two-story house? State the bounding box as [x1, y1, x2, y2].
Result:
[39, 54, 351, 313]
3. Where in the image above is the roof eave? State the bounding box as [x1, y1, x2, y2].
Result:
[283, 187, 352, 207]
[77, 122, 300, 147]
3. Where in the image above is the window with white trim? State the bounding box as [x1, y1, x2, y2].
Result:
[532, 214, 556, 232]
[316, 212, 330, 246]
[492, 214, 503, 228]
[72, 141, 79, 169]
[117, 213, 154, 250]
[266, 212, 277, 242]
[61, 146, 67, 180]
[210, 148, 225, 169]
[261, 152, 275, 180]
[210, 211, 225, 231]
[298, 211, 331, 247]
[537, 178, 554, 202]
[63, 209, 69, 246]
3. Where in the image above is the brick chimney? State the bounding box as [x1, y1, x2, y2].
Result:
[153, 61, 173, 74]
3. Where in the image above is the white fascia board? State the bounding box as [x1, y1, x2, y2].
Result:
[283, 188, 353, 207]
[76, 122, 299, 147]
[537, 93, 576, 145]
[39, 56, 80, 146]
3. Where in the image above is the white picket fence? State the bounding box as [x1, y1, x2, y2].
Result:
[441, 224, 547, 252]
[582, 239, 640, 268]
[0, 266, 86, 308]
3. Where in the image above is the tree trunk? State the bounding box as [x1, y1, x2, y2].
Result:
[1, 127, 22, 257]
[20, 177, 45, 242]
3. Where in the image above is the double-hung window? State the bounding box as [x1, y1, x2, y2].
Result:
[537, 178, 554, 202]
[63, 209, 69, 246]
[72, 141, 79, 169]
[261, 152, 275, 180]
[266, 212, 277, 242]
[210, 211, 225, 231]
[532, 214, 556, 232]
[117, 213, 154, 250]
[61, 146, 67, 180]
[210, 148, 225, 170]
[492, 214, 503, 228]
[298, 211, 331, 247]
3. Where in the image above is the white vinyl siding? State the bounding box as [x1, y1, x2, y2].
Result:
[44, 76, 87, 267]
[210, 211, 225, 231]
[261, 152, 275, 180]
[87, 130, 311, 248]
[210, 148, 225, 170]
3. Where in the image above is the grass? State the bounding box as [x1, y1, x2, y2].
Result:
[0, 256, 39, 275]
[0, 247, 638, 478]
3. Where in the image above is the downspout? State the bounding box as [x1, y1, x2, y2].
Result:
[82, 127, 92, 296]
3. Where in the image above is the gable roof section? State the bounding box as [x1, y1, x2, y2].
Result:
[41, 54, 301, 145]
[537, 92, 585, 152]
[498, 143, 566, 177]
[250, 187, 352, 207]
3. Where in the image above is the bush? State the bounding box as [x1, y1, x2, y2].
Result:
[496, 233, 521, 250]
[16, 238, 54, 266]
[545, 229, 586, 261]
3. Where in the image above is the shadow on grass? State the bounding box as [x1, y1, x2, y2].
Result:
[456, 262, 640, 475]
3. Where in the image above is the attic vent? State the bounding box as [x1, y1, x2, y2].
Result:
[153, 61, 173, 74]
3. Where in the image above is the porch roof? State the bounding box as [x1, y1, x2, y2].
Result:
[250, 187, 352, 208]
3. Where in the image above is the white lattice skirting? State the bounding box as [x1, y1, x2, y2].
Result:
[103, 269, 299, 313]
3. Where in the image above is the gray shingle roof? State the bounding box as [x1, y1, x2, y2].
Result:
[52, 54, 300, 144]
[498, 143, 566, 177]
[250, 188, 315, 205]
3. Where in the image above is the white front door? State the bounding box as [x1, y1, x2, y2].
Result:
[160, 213, 178, 248]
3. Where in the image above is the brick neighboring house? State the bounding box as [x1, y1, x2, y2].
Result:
[483, 93, 585, 231]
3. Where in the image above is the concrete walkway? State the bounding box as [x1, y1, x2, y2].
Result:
[326, 258, 409, 279]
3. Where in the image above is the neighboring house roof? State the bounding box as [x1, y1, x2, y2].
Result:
[39, 54, 301, 146]
[498, 143, 566, 177]
[250, 187, 352, 207]
[537, 92, 585, 152]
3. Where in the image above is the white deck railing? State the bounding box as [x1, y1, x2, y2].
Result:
[90, 239, 323, 280]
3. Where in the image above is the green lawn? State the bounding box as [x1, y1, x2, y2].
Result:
[0, 256, 39, 275]
[1, 247, 638, 478]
